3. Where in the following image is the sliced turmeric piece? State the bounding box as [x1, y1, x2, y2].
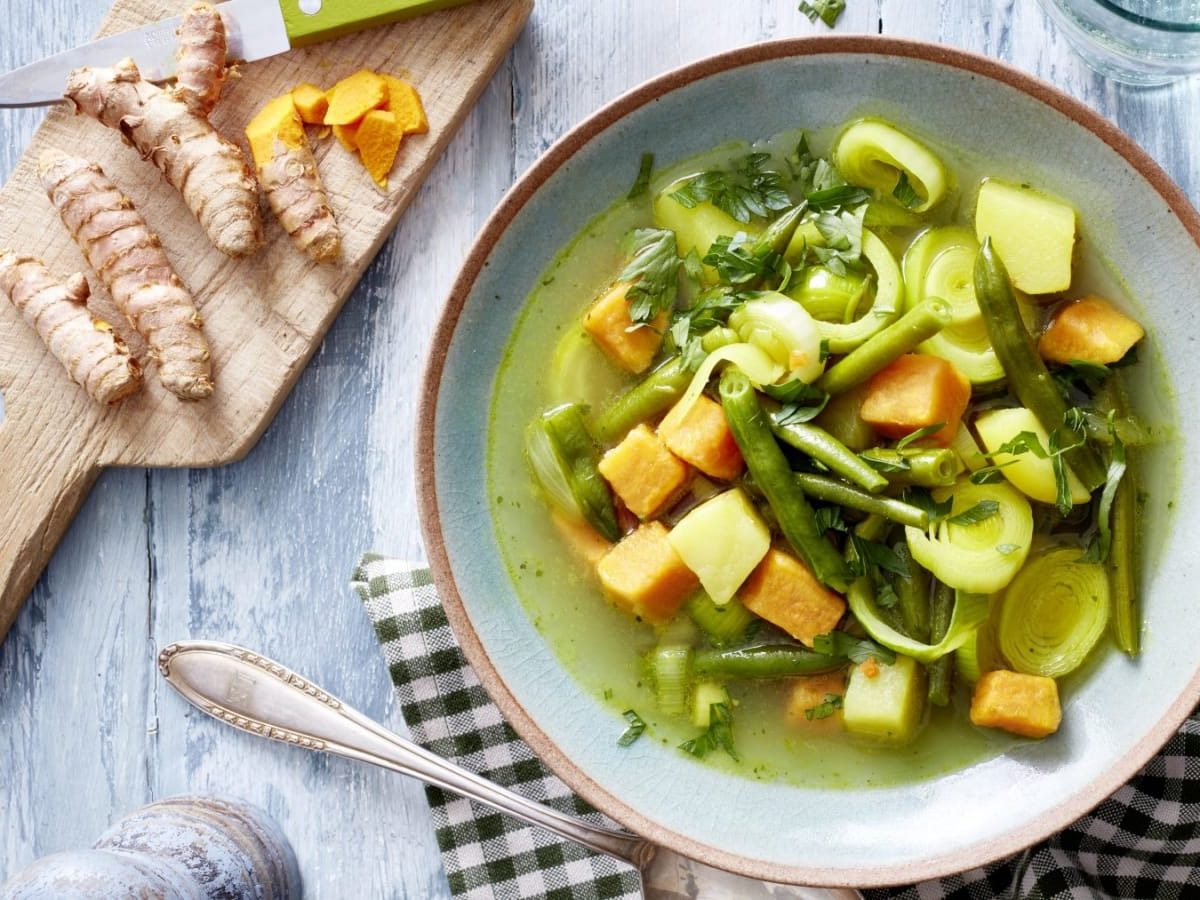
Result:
[1038, 295, 1144, 366]
[356, 110, 404, 189]
[859, 353, 971, 446]
[658, 393, 743, 481]
[323, 69, 388, 125]
[582, 282, 666, 374]
[381, 74, 429, 134]
[291, 82, 329, 125]
[332, 122, 360, 152]
[597, 424, 690, 519]
[970, 669, 1061, 738]
[739, 548, 846, 647]
[245, 93, 340, 262]
[596, 521, 698, 623]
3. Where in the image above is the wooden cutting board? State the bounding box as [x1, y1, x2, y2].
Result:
[0, 0, 533, 639]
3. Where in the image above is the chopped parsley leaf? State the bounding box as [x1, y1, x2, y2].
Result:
[669, 153, 791, 224]
[627, 152, 654, 199]
[892, 171, 922, 208]
[896, 422, 946, 451]
[945, 499, 1000, 527]
[678, 703, 738, 761]
[617, 709, 647, 747]
[798, 0, 847, 28]
[618, 228, 681, 322]
[805, 693, 844, 721]
[813, 630, 896, 665]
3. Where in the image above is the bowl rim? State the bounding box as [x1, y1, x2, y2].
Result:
[416, 34, 1200, 887]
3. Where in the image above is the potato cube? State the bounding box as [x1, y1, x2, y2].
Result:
[668, 489, 770, 605]
[784, 671, 847, 731]
[1038, 295, 1145, 366]
[582, 282, 666, 373]
[843, 654, 926, 744]
[598, 424, 689, 519]
[738, 549, 846, 647]
[859, 353, 971, 446]
[975, 179, 1076, 295]
[596, 521, 698, 623]
[658, 394, 744, 481]
[970, 669, 1061, 739]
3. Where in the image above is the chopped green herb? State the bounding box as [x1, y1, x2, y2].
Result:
[896, 422, 946, 451]
[813, 630, 897, 665]
[702, 232, 787, 286]
[945, 500, 1000, 527]
[682, 247, 705, 285]
[679, 702, 738, 761]
[766, 379, 830, 425]
[798, 0, 847, 28]
[805, 692, 844, 721]
[1081, 413, 1127, 563]
[1048, 428, 1074, 517]
[670, 153, 791, 224]
[811, 204, 868, 276]
[667, 289, 742, 351]
[876, 579, 900, 610]
[996, 430, 1048, 459]
[1053, 359, 1111, 394]
[617, 709, 647, 747]
[892, 171, 921, 209]
[819, 338, 831, 363]
[627, 152, 654, 199]
[905, 486, 953, 521]
[969, 466, 1008, 485]
[807, 183, 871, 211]
[848, 533, 910, 579]
[618, 228, 682, 322]
[814, 505, 849, 534]
[862, 453, 911, 474]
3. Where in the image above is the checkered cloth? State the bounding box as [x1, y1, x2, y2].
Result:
[353, 554, 1200, 900]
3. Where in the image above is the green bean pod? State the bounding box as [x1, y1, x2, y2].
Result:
[794, 473, 928, 529]
[539, 404, 620, 541]
[926, 580, 955, 706]
[769, 415, 889, 493]
[860, 448, 964, 487]
[720, 368, 851, 590]
[816, 296, 953, 396]
[693, 644, 845, 679]
[973, 240, 1106, 490]
[1109, 469, 1140, 656]
[894, 543, 931, 643]
[592, 356, 691, 442]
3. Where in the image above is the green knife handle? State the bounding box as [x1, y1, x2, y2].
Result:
[280, 0, 480, 47]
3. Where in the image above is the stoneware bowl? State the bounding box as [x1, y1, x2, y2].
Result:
[417, 37, 1200, 886]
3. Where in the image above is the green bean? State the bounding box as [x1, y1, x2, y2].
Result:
[693, 644, 844, 679]
[926, 581, 954, 706]
[1109, 466, 1140, 656]
[794, 473, 928, 529]
[893, 543, 930, 643]
[815, 296, 953, 396]
[769, 415, 889, 493]
[859, 448, 963, 487]
[592, 356, 690, 442]
[973, 240, 1106, 490]
[720, 368, 851, 591]
[540, 404, 620, 541]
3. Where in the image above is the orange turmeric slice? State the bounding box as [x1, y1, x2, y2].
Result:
[381, 74, 429, 134]
[323, 69, 388, 125]
[291, 82, 329, 124]
[356, 110, 403, 188]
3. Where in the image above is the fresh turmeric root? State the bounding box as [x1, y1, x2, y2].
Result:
[174, 2, 227, 117]
[0, 251, 142, 404]
[40, 151, 213, 400]
[246, 94, 340, 262]
[64, 57, 262, 259]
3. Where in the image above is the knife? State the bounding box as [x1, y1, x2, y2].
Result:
[0, 0, 478, 107]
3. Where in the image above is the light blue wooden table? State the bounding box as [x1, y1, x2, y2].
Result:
[1, 1, 1196, 896]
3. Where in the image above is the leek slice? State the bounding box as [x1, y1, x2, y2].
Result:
[547, 327, 630, 408]
[904, 481, 1033, 593]
[833, 119, 948, 213]
[953, 604, 1004, 683]
[847, 581, 989, 664]
[997, 546, 1110, 678]
[675, 342, 784, 422]
[728, 292, 824, 383]
[814, 230, 903, 354]
[525, 422, 581, 520]
[789, 266, 867, 322]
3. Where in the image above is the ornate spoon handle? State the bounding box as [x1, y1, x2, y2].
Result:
[158, 640, 656, 869]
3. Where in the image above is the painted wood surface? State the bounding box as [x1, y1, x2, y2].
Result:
[1, 1, 1197, 897]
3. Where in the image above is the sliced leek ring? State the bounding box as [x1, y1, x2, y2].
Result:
[675, 342, 784, 422]
[833, 119, 949, 213]
[814, 230, 903, 354]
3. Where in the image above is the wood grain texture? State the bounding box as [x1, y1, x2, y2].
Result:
[0, 0, 533, 641]
[3, 1, 1200, 898]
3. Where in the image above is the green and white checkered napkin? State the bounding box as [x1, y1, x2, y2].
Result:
[353, 554, 1200, 900]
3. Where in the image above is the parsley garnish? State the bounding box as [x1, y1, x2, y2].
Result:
[905, 487, 953, 521]
[618, 228, 681, 322]
[617, 709, 647, 747]
[679, 703, 738, 761]
[703, 232, 787, 286]
[848, 533, 910, 579]
[811, 204, 868, 276]
[765, 380, 830, 425]
[814, 505, 848, 534]
[813, 631, 896, 665]
[896, 422, 946, 451]
[670, 153, 791, 224]
[945, 500, 1000, 527]
[892, 171, 921, 209]
[805, 693, 844, 721]
[627, 152, 654, 200]
[667, 289, 742, 352]
[807, 183, 871, 211]
[862, 452, 911, 474]
[876, 579, 900, 610]
[1048, 428, 1074, 517]
[798, 0, 847, 28]
[1053, 359, 1111, 394]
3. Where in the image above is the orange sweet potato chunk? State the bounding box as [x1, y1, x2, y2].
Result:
[784, 670, 847, 731]
[1038, 295, 1145, 366]
[739, 549, 846, 647]
[657, 394, 744, 481]
[582, 283, 666, 374]
[970, 669, 1061, 739]
[597, 424, 690, 519]
[859, 354, 971, 446]
[596, 521, 698, 623]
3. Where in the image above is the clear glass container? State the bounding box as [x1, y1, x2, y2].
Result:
[1038, 0, 1200, 85]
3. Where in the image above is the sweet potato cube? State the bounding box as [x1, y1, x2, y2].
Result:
[785, 671, 847, 731]
[291, 82, 329, 124]
[738, 549, 846, 647]
[596, 521, 698, 623]
[551, 510, 612, 568]
[658, 394, 744, 481]
[970, 669, 1061, 739]
[323, 69, 388, 125]
[381, 74, 429, 134]
[859, 354, 971, 446]
[582, 282, 666, 374]
[1038, 296, 1145, 366]
[598, 424, 689, 519]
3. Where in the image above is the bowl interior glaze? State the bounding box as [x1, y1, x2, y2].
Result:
[418, 38, 1200, 886]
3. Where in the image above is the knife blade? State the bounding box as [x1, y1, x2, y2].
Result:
[0, 0, 479, 108]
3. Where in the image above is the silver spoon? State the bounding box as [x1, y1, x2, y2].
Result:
[158, 640, 864, 900]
